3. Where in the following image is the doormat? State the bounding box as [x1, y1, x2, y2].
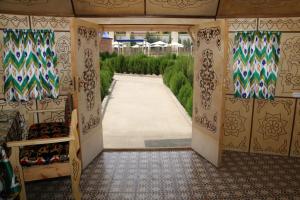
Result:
[144, 138, 192, 148]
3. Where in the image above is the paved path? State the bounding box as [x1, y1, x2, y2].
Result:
[102, 74, 192, 148]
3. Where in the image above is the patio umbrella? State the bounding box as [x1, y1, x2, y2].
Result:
[131, 44, 140, 48]
[150, 41, 168, 47]
[170, 42, 184, 48]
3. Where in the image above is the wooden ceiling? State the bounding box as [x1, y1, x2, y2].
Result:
[0, 0, 299, 18]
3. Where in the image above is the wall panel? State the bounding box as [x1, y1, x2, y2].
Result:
[227, 18, 257, 32]
[0, 14, 29, 29]
[225, 33, 235, 94]
[250, 98, 296, 156]
[290, 100, 300, 157]
[30, 16, 71, 31]
[37, 96, 67, 123]
[0, 100, 35, 129]
[223, 95, 253, 152]
[258, 17, 300, 31]
[226, 17, 300, 157]
[275, 33, 300, 97]
[55, 32, 73, 93]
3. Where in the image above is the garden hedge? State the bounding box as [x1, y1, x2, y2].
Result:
[100, 53, 194, 116]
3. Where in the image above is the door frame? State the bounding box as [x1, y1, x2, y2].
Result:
[72, 18, 228, 167]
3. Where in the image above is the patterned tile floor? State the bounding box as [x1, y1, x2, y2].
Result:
[26, 150, 300, 200]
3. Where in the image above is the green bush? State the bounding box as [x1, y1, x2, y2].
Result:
[185, 95, 193, 116]
[169, 72, 188, 96]
[100, 52, 194, 116]
[100, 51, 117, 61]
[177, 82, 192, 106]
[163, 66, 174, 87]
[173, 55, 194, 85]
[100, 55, 115, 100]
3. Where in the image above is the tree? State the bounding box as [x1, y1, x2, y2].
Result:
[145, 32, 160, 43]
[130, 32, 136, 46]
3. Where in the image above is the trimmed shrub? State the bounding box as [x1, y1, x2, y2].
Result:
[100, 51, 117, 61]
[169, 72, 188, 96]
[177, 82, 192, 106]
[185, 95, 193, 117]
[100, 66, 114, 100]
[163, 66, 174, 87]
[100, 52, 194, 116]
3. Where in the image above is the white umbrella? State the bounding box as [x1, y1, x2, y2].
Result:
[170, 42, 184, 48]
[151, 41, 168, 47]
[131, 44, 140, 48]
[137, 41, 151, 47]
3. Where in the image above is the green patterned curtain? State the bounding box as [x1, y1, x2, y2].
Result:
[3, 29, 59, 101]
[233, 31, 281, 100]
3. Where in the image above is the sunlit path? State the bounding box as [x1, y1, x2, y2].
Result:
[102, 74, 192, 148]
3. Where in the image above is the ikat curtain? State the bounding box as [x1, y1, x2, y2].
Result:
[233, 31, 281, 100]
[3, 29, 59, 101]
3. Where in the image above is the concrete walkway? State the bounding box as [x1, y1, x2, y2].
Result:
[102, 74, 192, 148]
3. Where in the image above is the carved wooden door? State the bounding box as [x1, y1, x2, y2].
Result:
[71, 19, 103, 169]
[191, 20, 227, 167]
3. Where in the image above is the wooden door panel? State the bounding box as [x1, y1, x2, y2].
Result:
[191, 20, 227, 167]
[71, 19, 103, 169]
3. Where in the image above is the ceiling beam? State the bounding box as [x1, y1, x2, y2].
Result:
[82, 17, 214, 25]
[100, 24, 194, 32]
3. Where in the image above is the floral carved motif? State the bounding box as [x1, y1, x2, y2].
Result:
[0, 99, 34, 110]
[194, 107, 217, 133]
[197, 27, 221, 49]
[55, 33, 72, 92]
[278, 36, 300, 94]
[227, 97, 251, 112]
[81, 107, 101, 134]
[258, 113, 288, 141]
[293, 140, 300, 156]
[197, 49, 217, 110]
[56, 35, 71, 69]
[224, 110, 246, 137]
[256, 99, 293, 114]
[81, 48, 96, 111]
[224, 136, 247, 151]
[78, 0, 142, 8]
[253, 138, 288, 155]
[253, 138, 263, 152]
[149, 0, 211, 9]
[38, 96, 66, 123]
[78, 26, 97, 48]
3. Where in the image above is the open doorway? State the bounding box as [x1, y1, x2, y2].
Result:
[100, 30, 193, 149]
[71, 19, 227, 168]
